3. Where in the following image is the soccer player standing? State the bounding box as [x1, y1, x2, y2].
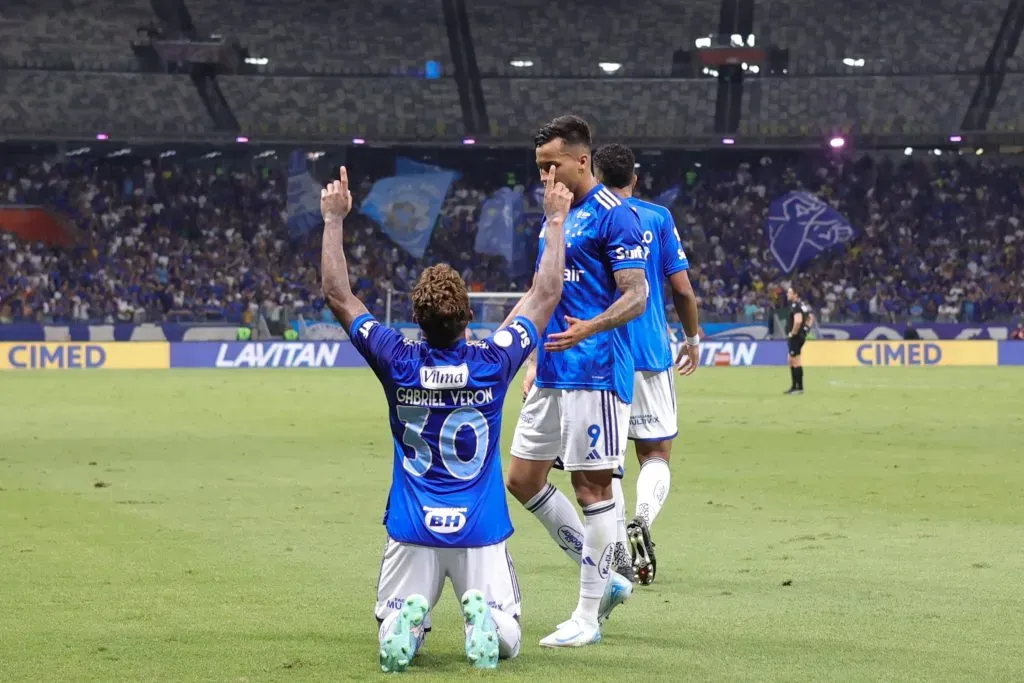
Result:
[594, 144, 701, 585]
[321, 166, 570, 672]
[503, 116, 649, 648]
[785, 286, 812, 394]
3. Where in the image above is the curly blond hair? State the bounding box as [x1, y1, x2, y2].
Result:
[411, 264, 472, 346]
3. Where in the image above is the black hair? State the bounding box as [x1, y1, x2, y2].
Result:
[593, 143, 635, 189]
[533, 114, 592, 150]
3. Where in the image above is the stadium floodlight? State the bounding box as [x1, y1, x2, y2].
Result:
[462, 137, 476, 145]
[750, 65, 760, 74]
[722, 137, 736, 145]
[829, 136, 845, 149]
[509, 60, 534, 68]
[352, 138, 365, 145]
[731, 34, 743, 46]
[306, 151, 325, 160]
[949, 135, 963, 143]
[695, 37, 712, 48]
[634, 162, 641, 168]
[741, 62, 748, 70]
[842, 57, 865, 68]
[933, 149, 943, 156]
[598, 62, 622, 73]
[747, 34, 756, 46]
[95, 133, 109, 140]
[108, 148, 131, 158]
[202, 151, 221, 159]
[236, 136, 249, 143]
[976, 148, 985, 155]
[244, 57, 269, 66]
[904, 147, 913, 156]
[159, 150, 176, 159]
[708, 68, 719, 77]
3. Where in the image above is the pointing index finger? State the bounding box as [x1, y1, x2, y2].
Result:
[545, 165, 555, 192]
[339, 166, 349, 192]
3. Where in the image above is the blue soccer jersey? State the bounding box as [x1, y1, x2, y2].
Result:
[627, 197, 690, 372]
[534, 184, 646, 403]
[349, 313, 539, 548]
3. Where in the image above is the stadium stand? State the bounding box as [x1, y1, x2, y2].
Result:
[0, 71, 213, 137]
[483, 80, 719, 140]
[220, 77, 463, 140]
[185, 0, 450, 75]
[2, 152, 1022, 327]
[467, 0, 720, 77]
[739, 76, 979, 136]
[0, 0, 153, 71]
[988, 74, 1024, 132]
[755, 0, 1006, 74]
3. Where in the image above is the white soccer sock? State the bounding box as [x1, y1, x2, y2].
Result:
[635, 457, 671, 528]
[488, 610, 522, 659]
[611, 478, 630, 569]
[378, 612, 400, 643]
[573, 499, 617, 626]
[524, 483, 584, 565]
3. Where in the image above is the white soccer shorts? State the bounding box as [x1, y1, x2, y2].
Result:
[628, 370, 678, 442]
[375, 537, 522, 631]
[510, 387, 629, 471]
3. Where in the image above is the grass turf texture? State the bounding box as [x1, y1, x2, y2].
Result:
[1, 367, 1022, 682]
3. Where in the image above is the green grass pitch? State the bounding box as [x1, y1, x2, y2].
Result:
[1, 367, 1023, 682]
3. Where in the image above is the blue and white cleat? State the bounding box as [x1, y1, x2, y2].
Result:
[379, 594, 429, 674]
[599, 572, 633, 623]
[539, 619, 601, 648]
[461, 589, 500, 669]
[555, 573, 634, 632]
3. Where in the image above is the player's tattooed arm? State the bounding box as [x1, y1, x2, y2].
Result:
[543, 267, 647, 352]
[320, 166, 369, 332]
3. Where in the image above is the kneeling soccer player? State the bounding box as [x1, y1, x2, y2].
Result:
[320, 166, 570, 672]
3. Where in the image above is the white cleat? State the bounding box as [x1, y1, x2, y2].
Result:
[539, 619, 601, 648]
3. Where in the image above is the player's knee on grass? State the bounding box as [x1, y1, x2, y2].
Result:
[506, 457, 551, 504]
[571, 469, 614, 507]
[490, 610, 522, 659]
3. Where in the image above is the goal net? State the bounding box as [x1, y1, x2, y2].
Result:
[383, 289, 526, 336]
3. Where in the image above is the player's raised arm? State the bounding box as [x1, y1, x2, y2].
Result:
[320, 166, 369, 332]
[516, 167, 569, 332]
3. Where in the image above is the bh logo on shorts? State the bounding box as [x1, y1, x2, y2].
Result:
[424, 506, 467, 534]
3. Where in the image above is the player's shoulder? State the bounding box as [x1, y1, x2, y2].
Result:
[587, 185, 639, 223]
[628, 197, 673, 225]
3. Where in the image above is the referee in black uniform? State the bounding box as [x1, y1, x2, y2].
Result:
[784, 286, 812, 394]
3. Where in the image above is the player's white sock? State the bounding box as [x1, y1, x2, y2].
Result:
[486, 610, 522, 659]
[611, 478, 630, 569]
[378, 612, 400, 643]
[524, 483, 584, 564]
[573, 499, 616, 626]
[635, 457, 671, 528]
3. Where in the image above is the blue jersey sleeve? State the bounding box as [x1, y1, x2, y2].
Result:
[661, 212, 690, 277]
[604, 204, 647, 272]
[348, 313, 403, 374]
[488, 315, 539, 383]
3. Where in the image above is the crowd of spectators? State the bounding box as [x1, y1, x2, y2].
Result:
[2, 151, 1023, 329]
